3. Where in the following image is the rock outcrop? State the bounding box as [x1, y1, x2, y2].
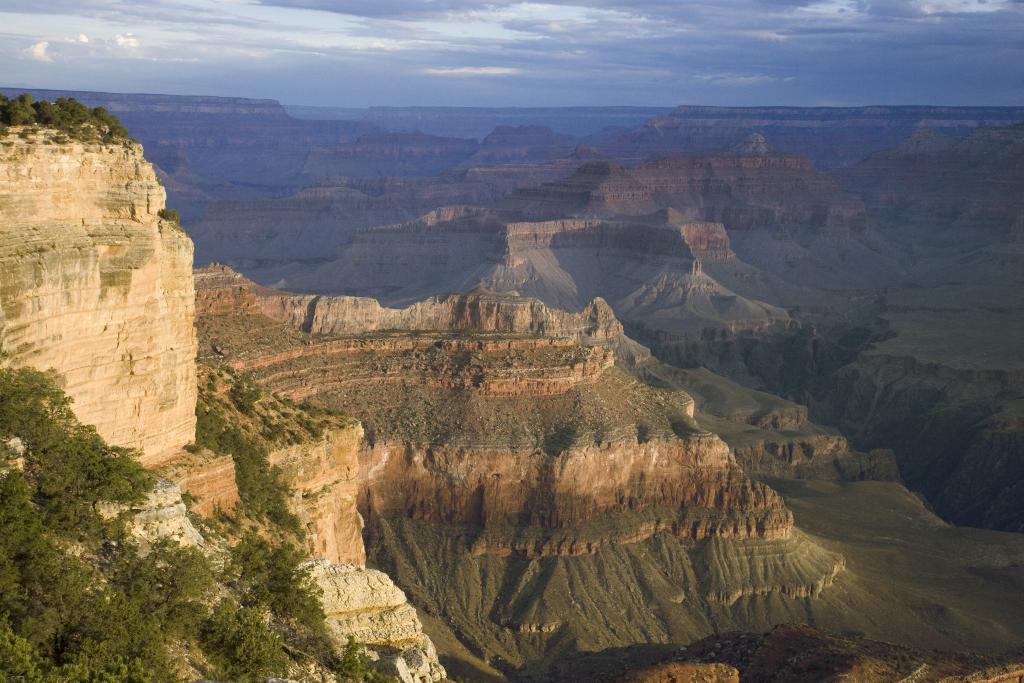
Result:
[306, 561, 447, 683]
[159, 450, 240, 517]
[0, 127, 197, 467]
[269, 425, 365, 565]
[193, 365, 368, 564]
[128, 480, 205, 550]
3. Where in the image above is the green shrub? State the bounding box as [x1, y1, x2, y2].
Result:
[0, 93, 130, 142]
[195, 394, 301, 535]
[110, 540, 216, 639]
[228, 373, 261, 415]
[157, 208, 180, 224]
[0, 367, 152, 538]
[230, 534, 324, 633]
[337, 636, 369, 680]
[200, 602, 288, 683]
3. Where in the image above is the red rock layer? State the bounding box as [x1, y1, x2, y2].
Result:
[161, 452, 240, 517]
[359, 436, 793, 558]
[230, 336, 613, 401]
[269, 424, 366, 564]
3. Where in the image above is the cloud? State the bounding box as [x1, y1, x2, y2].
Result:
[692, 72, 793, 86]
[115, 33, 140, 48]
[25, 41, 53, 62]
[0, 0, 1020, 105]
[78, 33, 89, 43]
[423, 66, 522, 75]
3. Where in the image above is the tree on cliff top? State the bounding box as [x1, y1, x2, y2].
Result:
[0, 93, 130, 142]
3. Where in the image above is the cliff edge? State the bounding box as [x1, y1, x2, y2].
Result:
[0, 126, 196, 467]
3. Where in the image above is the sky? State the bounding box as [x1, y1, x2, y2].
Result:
[0, 0, 1021, 107]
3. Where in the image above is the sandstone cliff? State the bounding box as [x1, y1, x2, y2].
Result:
[0, 127, 197, 467]
[269, 424, 365, 565]
[308, 561, 447, 683]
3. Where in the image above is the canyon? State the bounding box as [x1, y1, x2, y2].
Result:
[194, 265, 1024, 680]
[2, 91, 1022, 682]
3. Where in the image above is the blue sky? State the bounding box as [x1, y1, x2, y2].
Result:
[1, 0, 1021, 106]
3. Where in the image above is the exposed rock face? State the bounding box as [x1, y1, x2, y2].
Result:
[159, 450, 240, 517]
[354, 106, 670, 139]
[511, 160, 658, 216]
[627, 145, 868, 237]
[467, 125, 576, 165]
[269, 425, 366, 565]
[613, 662, 739, 683]
[128, 480, 205, 550]
[681, 624, 1024, 683]
[0, 128, 197, 467]
[196, 273, 843, 667]
[836, 124, 1024, 240]
[300, 130, 479, 178]
[595, 105, 1024, 168]
[266, 206, 788, 335]
[361, 437, 792, 557]
[255, 286, 624, 341]
[820, 353, 1024, 532]
[250, 138, 873, 337]
[306, 561, 447, 683]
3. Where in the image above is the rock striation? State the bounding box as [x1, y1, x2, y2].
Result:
[0, 127, 197, 467]
[306, 561, 447, 683]
[269, 424, 366, 565]
[593, 104, 1024, 168]
[836, 124, 1024, 239]
[128, 479, 205, 550]
[196, 269, 844, 667]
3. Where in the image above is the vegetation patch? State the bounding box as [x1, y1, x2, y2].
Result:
[193, 366, 355, 535]
[0, 93, 131, 143]
[0, 365, 384, 681]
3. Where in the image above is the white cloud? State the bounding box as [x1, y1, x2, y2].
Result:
[25, 41, 53, 62]
[78, 33, 89, 43]
[920, 0, 1009, 13]
[423, 66, 521, 76]
[115, 33, 140, 48]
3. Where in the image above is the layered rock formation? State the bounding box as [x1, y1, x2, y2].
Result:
[820, 352, 1024, 532]
[128, 479, 205, 550]
[263, 203, 790, 336]
[269, 424, 365, 565]
[465, 125, 576, 165]
[196, 269, 845, 669]
[680, 624, 1024, 683]
[593, 105, 1024, 168]
[250, 137, 895, 342]
[307, 561, 447, 683]
[160, 449, 240, 517]
[0, 126, 197, 467]
[836, 124, 1024, 240]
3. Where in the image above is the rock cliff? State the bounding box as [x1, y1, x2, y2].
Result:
[836, 123, 1024, 240]
[268, 425, 366, 565]
[0, 127, 197, 467]
[196, 270, 844, 668]
[307, 561, 447, 683]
